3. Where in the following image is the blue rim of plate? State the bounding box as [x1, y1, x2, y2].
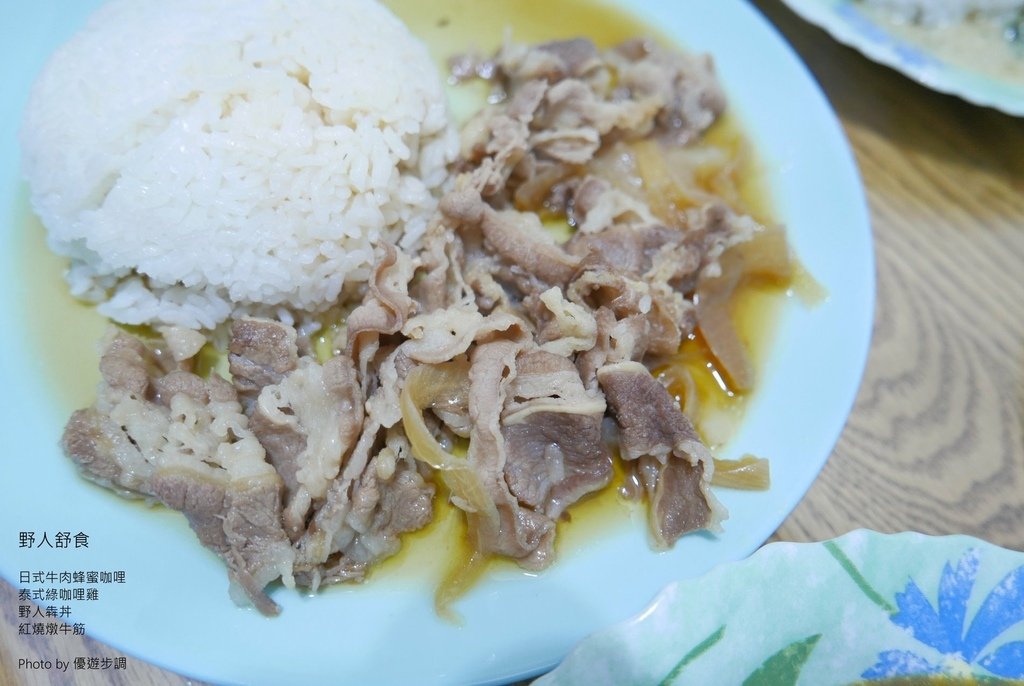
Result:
[780, 0, 1024, 116]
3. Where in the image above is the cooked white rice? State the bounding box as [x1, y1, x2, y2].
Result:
[860, 0, 1023, 24]
[20, 0, 457, 329]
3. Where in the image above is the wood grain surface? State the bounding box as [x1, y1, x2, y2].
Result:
[761, 0, 1024, 547]
[3, 1, 1023, 684]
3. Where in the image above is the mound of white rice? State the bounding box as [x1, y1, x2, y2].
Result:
[21, 0, 457, 329]
[861, 0, 1023, 24]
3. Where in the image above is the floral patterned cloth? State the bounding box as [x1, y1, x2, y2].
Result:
[535, 531, 1024, 685]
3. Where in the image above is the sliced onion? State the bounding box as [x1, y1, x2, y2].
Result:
[400, 360, 498, 522]
[694, 267, 752, 392]
[726, 222, 792, 278]
[513, 162, 575, 211]
[653, 363, 700, 417]
[696, 224, 792, 393]
[400, 360, 505, 620]
[632, 138, 695, 226]
[434, 548, 490, 624]
[401, 359, 503, 548]
[711, 455, 770, 490]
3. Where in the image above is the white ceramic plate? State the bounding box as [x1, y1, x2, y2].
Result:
[781, 0, 1024, 116]
[0, 1, 873, 685]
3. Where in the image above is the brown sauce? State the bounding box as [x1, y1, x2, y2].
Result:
[19, 0, 796, 589]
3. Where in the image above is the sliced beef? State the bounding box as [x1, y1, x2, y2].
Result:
[62, 407, 156, 496]
[299, 431, 435, 586]
[399, 305, 530, 365]
[529, 79, 604, 164]
[502, 350, 612, 519]
[498, 38, 603, 85]
[64, 332, 219, 496]
[441, 187, 580, 288]
[681, 202, 760, 281]
[346, 244, 418, 386]
[410, 213, 466, 314]
[568, 269, 653, 320]
[511, 157, 577, 211]
[608, 38, 727, 145]
[249, 355, 364, 540]
[459, 79, 546, 198]
[597, 360, 710, 463]
[597, 361, 725, 546]
[153, 470, 295, 616]
[575, 307, 650, 392]
[567, 223, 682, 274]
[458, 35, 727, 208]
[325, 439, 435, 580]
[64, 330, 296, 614]
[464, 340, 555, 569]
[646, 455, 712, 548]
[567, 176, 658, 234]
[530, 286, 598, 357]
[228, 318, 299, 410]
[292, 416, 383, 583]
[502, 413, 609, 518]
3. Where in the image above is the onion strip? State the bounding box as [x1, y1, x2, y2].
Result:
[711, 455, 770, 490]
[400, 360, 499, 527]
[696, 224, 792, 392]
[401, 360, 506, 620]
[434, 549, 490, 625]
[632, 138, 695, 226]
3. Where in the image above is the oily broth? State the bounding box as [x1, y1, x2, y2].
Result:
[17, 191, 105, 418]
[21, 0, 794, 586]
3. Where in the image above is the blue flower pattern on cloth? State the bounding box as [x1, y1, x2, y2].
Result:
[863, 549, 1024, 680]
[536, 534, 1024, 686]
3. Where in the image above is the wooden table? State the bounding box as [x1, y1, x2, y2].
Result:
[3, 1, 1023, 683]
